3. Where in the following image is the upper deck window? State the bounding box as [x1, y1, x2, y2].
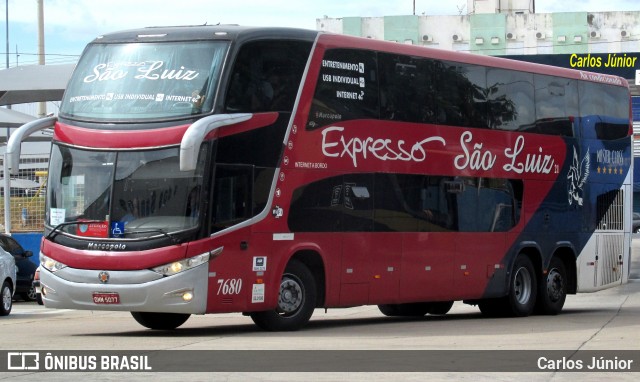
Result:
[307, 48, 379, 130]
[60, 41, 228, 122]
[225, 40, 312, 113]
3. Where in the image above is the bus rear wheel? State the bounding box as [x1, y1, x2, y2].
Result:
[507, 255, 537, 317]
[131, 312, 191, 330]
[479, 255, 537, 317]
[477, 299, 502, 317]
[250, 260, 316, 331]
[535, 257, 567, 315]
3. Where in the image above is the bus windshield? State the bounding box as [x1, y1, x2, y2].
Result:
[46, 144, 207, 238]
[60, 41, 228, 121]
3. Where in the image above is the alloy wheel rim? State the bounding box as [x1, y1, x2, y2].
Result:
[277, 275, 303, 316]
[513, 267, 532, 305]
[546, 268, 564, 302]
[2, 287, 11, 311]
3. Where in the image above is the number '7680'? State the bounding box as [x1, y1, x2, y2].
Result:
[217, 278, 243, 295]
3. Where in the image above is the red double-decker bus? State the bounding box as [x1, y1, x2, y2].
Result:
[8, 26, 632, 331]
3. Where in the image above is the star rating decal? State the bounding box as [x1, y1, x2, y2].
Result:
[596, 166, 625, 175]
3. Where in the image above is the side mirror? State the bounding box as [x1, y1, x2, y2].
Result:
[23, 250, 33, 259]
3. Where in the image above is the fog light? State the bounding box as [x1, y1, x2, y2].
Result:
[41, 284, 55, 296]
[182, 291, 194, 301]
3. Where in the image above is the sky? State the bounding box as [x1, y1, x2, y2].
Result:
[0, 0, 638, 67]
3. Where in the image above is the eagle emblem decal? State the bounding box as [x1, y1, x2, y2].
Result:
[567, 147, 590, 206]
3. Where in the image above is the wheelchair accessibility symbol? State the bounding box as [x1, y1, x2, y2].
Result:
[111, 222, 125, 238]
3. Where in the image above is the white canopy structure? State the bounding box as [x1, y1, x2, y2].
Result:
[0, 64, 75, 106]
[0, 63, 74, 233]
[0, 107, 37, 127]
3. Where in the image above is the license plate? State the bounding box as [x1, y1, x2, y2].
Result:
[92, 292, 120, 304]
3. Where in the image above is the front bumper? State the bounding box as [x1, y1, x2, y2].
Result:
[40, 263, 208, 314]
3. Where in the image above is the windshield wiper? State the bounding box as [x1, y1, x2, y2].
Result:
[46, 221, 181, 244]
[123, 229, 180, 244]
[46, 220, 106, 240]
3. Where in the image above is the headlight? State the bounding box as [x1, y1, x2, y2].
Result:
[152, 252, 210, 276]
[40, 253, 67, 272]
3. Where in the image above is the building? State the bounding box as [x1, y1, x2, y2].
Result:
[316, 0, 640, 98]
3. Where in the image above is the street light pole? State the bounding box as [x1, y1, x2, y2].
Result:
[5, 0, 8, 70]
[37, 0, 45, 118]
[3, 0, 9, 234]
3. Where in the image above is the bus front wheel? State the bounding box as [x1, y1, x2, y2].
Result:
[250, 260, 316, 331]
[131, 312, 191, 330]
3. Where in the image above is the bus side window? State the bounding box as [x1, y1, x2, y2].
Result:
[533, 74, 578, 137]
[579, 81, 630, 140]
[307, 48, 379, 130]
[288, 177, 343, 232]
[225, 40, 312, 113]
[486, 68, 534, 131]
[211, 165, 253, 231]
[342, 175, 374, 232]
[435, 62, 488, 129]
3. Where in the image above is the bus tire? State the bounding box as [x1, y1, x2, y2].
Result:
[505, 254, 537, 317]
[131, 312, 190, 330]
[1, 281, 13, 316]
[478, 255, 537, 317]
[478, 299, 503, 317]
[535, 257, 567, 315]
[378, 304, 402, 316]
[250, 260, 316, 331]
[426, 301, 454, 315]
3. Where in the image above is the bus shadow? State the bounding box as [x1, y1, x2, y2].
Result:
[75, 313, 477, 338]
[76, 313, 510, 338]
[73, 305, 629, 338]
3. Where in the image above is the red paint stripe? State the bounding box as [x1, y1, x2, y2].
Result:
[53, 113, 279, 148]
[41, 239, 187, 270]
[53, 122, 190, 148]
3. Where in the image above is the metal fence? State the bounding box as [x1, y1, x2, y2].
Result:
[0, 153, 48, 233]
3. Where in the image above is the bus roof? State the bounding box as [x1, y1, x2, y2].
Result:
[91, 25, 319, 44]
